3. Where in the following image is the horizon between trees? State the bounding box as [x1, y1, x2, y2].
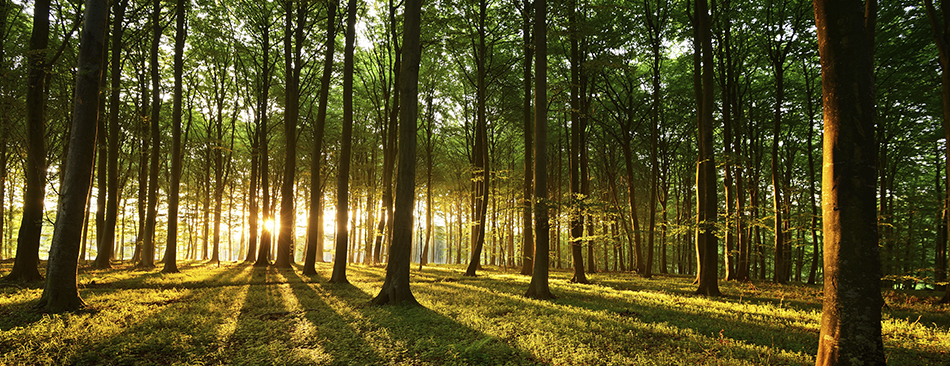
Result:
[0, 0, 945, 363]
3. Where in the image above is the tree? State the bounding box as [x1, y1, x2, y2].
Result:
[694, 0, 721, 297]
[329, 0, 358, 284]
[525, 0, 553, 300]
[164, 0, 188, 274]
[275, 0, 305, 269]
[813, 0, 886, 364]
[36, 0, 109, 312]
[925, 0, 950, 305]
[519, 0, 533, 276]
[139, 0, 163, 269]
[463, 0, 492, 277]
[304, 0, 338, 275]
[5, 0, 51, 282]
[92, 0, 128, 270]
[371, 0, 422, 306]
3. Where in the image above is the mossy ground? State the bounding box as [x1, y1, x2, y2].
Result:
[1, 260, 947, 365]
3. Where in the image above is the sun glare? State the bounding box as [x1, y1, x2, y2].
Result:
[263, 218, 277, 233]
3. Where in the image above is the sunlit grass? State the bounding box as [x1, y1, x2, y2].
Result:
[1, 261, 947, 365]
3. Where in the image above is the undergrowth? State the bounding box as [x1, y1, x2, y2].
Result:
[1, 261, 947, 365]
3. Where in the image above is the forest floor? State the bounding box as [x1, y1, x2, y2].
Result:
[0, 260, 948, 365]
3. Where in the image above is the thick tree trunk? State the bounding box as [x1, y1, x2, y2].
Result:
[813, 0, 885, 364]
[329, 0, 358, 284]
[371, 0, 421, 305]
[7, 0, 51, 283]
[525, 0, 554, 300]
[305, 0, 337, 274]
[36, 0, 109, 312]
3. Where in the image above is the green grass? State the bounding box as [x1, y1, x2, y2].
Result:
[1, 261, 948, 365]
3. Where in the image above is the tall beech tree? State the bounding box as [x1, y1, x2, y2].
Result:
[371, 0, 422, 305]
[163, 0, 187, 274]
[813, 0, 885, 364]
[276, 0, 305, 269]
[525, 0, 553, 300]
[693, 0, 721, 297]
[36, 0, 109, 312]
[139, 0, 163, 269]
[519, 0, 533, 276]
[6, 0, 51, 282]
[329, 0, 358, 284]
[925, 0, 950, 305]
[305, 0, 338, 275]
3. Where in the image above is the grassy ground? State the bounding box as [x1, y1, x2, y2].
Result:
[1, 261, 947, 365]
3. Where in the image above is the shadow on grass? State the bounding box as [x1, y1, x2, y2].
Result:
[288, 266, 542, 365]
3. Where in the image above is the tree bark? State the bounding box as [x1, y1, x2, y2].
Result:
[163, 0, 186, 274]
[138, 0, 163, 269]
[525, 0, 554, 300]
[6, 0, 51, 282]
[520, 0, 534, 276]
[694, 0, 721, 297]
[371, 0, 421, 306]
[464, 0, 491, 277]
[36, 0, 109, 312]
[329, 0, 358, 284]
[813, 0, 885, 364]
[305, 0, 338, 275]
[276, 0, 305, 269]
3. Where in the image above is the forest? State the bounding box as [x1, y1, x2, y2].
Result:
[0, 0, 948, 364]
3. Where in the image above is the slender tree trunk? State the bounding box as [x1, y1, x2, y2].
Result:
[276, 0, 305, 269]
[139, 0, 163, 269]
[254, 20, 274, 267]
[36, 0, 109, 312]
[305, 0, 337, 274]
[465, 0, 491, 277]
[814, 0, 885, 363]
[694, 0, 721, 297]
[520, 0, 534, 276]
[925, 0, 950, 305]
[163, 0, 186, 274]
[525, 0, 554, 300]
[568, 0, 587, 283]
[7, 0, 51, 282]
[329, 0, 358, 283]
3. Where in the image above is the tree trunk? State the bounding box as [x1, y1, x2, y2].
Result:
[329, 0, 358, 284]
[813, 0, 885, 364]
[36, 0, 109, 312]
[525, 0, 554, 300]
[465, 0, 491, 277]
[925, 0, 950, 305]
[276, 0, 305, 269]
[7, 0, 51, 282]
[305, 0, 337, 274]
[254, 16, 274, 267]
[162, 0, 186, 274]
[520, 0, 534, 276]
[372, 0, 422, 305]
[138, 0, 162, 269]
[568, 0, 588, 283]
[694, 0, 721, 297]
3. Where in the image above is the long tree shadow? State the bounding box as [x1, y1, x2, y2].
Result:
[288, 266, 542, 365]
[6, 264, 254, 364]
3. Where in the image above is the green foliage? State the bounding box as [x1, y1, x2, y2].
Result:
[1, 262, 947, 365]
